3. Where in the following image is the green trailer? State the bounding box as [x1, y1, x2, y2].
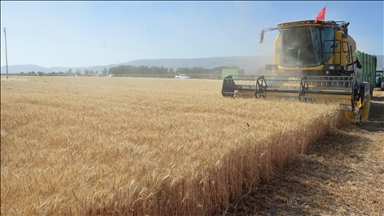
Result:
[353, 51, 377, 95]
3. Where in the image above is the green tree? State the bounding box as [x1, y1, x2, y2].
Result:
[102, 67, 107, 75]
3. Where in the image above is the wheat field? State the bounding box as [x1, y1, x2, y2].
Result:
[1, 76, 341, 215]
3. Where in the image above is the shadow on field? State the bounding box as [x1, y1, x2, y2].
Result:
[371, 94, 384, 102]
[359, 122, 384, 132]
[358, 95, 384, 132]
[221, 129, 374, 216]
[367, 101, 384, 122]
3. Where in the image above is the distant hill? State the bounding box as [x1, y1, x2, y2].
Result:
[0, 64, 120, 74]
[126, 56, 273, 74]
[0, 56, 273, 74]
[1, 55, 383, 74]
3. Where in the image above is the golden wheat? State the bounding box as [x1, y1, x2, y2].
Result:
[1, 76, 341, 215]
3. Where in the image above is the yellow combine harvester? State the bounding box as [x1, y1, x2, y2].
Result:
[222, 20, 377, 123]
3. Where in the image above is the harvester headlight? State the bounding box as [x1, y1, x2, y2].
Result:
[329, 66, 334, 70]
[325, 71, 330, 75]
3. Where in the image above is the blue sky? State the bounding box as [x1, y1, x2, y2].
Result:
[1, 1, 383, 68]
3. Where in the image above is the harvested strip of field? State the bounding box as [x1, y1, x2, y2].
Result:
[1, 76, 341, 215]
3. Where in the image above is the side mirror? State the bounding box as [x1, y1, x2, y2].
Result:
[259, 31, 264, 44]
[342, 28, 348, 38]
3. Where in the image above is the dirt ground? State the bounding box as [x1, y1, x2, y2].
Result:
[223, 90, 384, 216]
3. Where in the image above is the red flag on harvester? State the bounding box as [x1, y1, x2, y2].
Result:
[314, 7, 326, 23]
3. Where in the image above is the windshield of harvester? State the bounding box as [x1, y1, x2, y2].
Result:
[280, 26, 335, 68]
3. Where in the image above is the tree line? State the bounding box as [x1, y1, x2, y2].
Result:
[12, 65, 242, 77]
[107, 65, 240, 75]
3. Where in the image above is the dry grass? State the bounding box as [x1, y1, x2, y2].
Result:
[1, 76, 341, 215]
